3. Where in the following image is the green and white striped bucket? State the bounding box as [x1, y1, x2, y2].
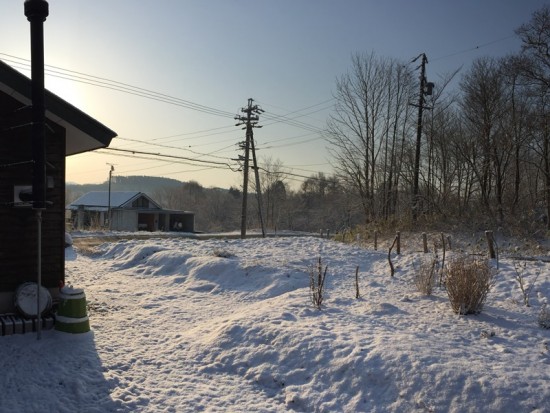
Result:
[55, 287, 90, 334]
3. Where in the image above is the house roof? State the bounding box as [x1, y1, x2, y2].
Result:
[67, 191, 161, 211]
[0, 59, 117, 155]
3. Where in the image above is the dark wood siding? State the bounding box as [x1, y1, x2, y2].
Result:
[0, 91, 66, 292]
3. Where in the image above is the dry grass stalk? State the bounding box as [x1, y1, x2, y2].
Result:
[310, 257, 328, 309]
[355, 266, 360, 299]
[415, 257, 436, 295]
[513, 261, 540, 307]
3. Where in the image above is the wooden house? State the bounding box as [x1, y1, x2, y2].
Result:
[67, 191, 195, 232]
[0, 60, 117, 313]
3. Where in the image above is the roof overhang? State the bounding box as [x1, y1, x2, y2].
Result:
[0, 60, 117, 155]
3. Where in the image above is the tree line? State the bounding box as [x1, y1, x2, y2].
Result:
[70, 7, 550, 236]
[323, 6, 550, 235]
[150, 171, 356, 234]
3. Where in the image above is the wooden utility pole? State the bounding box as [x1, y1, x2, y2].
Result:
[235, 98, 265, 239]
[107, 163, 115, 230]
[411, 53, 433, 223]
[250, 132, 266, 237]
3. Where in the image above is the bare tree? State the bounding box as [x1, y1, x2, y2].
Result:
[459, 57, 513, 224]
[516, 5, 550, 89]
[515, 5, 550, 229]
[326, 52, 415, 223]
[259, 157, 287, 230]
[421, 69, 461, 217]
[500, 56, 534, 214]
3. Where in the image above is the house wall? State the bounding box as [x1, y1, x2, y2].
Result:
[0, 92, 66, 299]
[111, 209, 138, 232]
[69, 201, 195, 233]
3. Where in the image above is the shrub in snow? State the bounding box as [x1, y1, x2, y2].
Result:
[213, 249, 234, 258]
[414, 257, 436, 296]
[512, 261, 541, 307]
[539, 303, 550, 329]
[310, 257, 328, 309]
[445, 255, 494, 315]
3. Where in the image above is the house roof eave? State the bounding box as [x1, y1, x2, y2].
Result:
[0, 60, 117, 155]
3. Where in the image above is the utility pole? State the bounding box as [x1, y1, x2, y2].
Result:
[107, 163, 115, 230]
[235, 98, 265, 239]
[250, 132, 266, 238]
[411, 53, 433, 223]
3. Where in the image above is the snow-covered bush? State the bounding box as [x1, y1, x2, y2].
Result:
[213, 249, 234, 258]
[445, 255, 494, 315]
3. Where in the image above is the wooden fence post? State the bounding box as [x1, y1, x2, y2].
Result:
[422, 232, 428, 253]
[396, 231, 401, 255]
[374, 230, 378, 250]
[388, 235, 398, 277]
[485, 230, 496, 259]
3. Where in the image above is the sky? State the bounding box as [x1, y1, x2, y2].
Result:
[0, 0, 547, 189]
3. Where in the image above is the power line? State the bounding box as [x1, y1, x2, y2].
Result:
[0, 53, 236, 118]
[261, 109, 327, 133]
[256, 98, 334, 133]
[150, 124, 236, 142]
[257, 97, 335, 113]
[115, 129, 324, 157]
[285, 162, 331, 167]
[261, 131, 318, 145]
[136, 98, 334, 145]
[98, 147, 238, 170]
[114, 137, 234, 161]
[119, 161, 213, 176]
[94, 149, 234, 172]
[258, 135, 324, 150]
[431, 34, 517, 63]
[4, 52, 333, 154]
[256, 165, 333, 183]
[83, 148, 333, 186]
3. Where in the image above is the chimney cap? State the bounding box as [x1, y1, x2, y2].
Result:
[24, 0, 49, 22]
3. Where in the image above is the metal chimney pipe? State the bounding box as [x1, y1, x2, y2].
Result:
[25, 0, 48, 341]
[25, 0, 49, 210]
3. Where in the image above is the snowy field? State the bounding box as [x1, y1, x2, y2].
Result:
[1, 234, 550, 412]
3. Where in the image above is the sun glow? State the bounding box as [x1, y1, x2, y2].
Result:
[45, 75, 88, 111]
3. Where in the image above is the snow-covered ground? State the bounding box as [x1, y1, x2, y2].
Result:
[1, 234, 549, 412]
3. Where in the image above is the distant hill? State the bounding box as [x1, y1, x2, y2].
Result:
[67, 176, 184, 201]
